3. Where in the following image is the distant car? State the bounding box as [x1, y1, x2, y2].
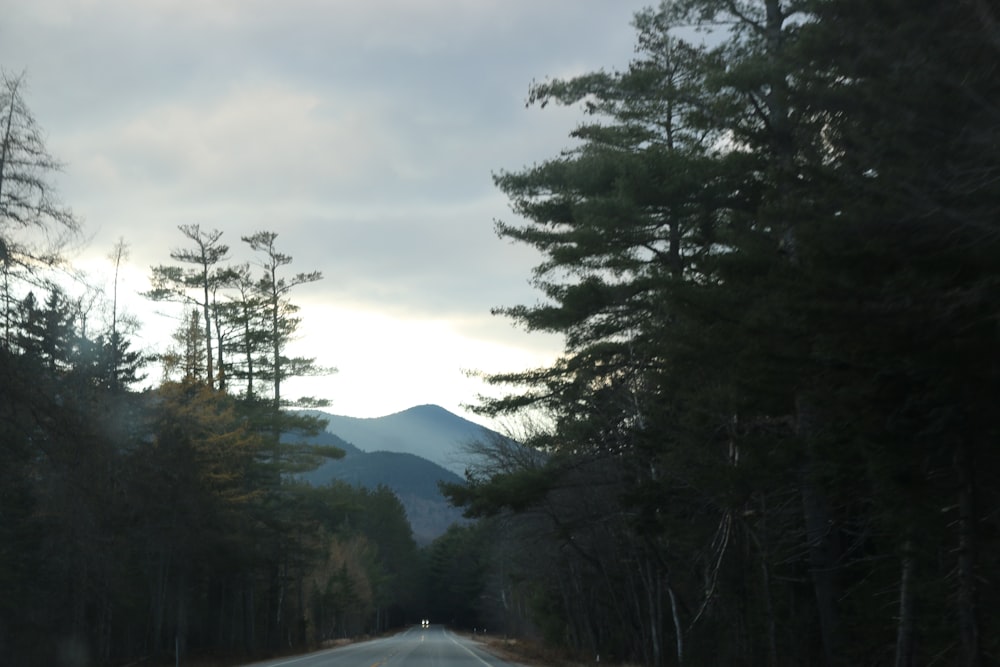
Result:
[421, 619, 429, 628]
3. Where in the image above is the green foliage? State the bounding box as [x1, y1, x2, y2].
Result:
[442, 465, 555, 518]
[0, 183, 408, 667]
[423, 524, 489, 628]
[241, 230, 327, 408]
[146, 224, 231, 389]
[458, 1, 1000, 666]
[0, 77, 422, 667]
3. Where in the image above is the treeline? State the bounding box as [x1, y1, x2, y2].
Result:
[0, 71, 424, 665]
[444, 2, 999, 667]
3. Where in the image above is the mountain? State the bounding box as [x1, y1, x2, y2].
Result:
[313, 404, 497, 476]
[293, 405, 501, 544]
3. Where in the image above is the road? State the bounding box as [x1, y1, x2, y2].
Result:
[243, 626, 524, 667]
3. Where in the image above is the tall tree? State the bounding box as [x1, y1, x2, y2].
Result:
[161, 308, 208, 383]
[147, 224, 230, 389]
[454, 2, 1000, 666]
[15, 287, 78, 371]
[241, 230, 327, 411]
[81, 237, 150, 393]
[217, 262, 268, 399]
[231, 232, 339, 652]
[466, 7, 776, 663]
[788, 2, 1000, 664]
[0, 70, 80, 347]
[130, 378, 264, 660]
[0, 70, 79, 267]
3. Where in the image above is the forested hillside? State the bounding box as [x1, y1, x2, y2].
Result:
[297, 426, 467, 543]
[443, 2, 1000, 666]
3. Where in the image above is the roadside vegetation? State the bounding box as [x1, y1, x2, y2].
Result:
[2, 1, 998, 665]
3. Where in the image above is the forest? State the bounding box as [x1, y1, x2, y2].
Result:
[440, 1, 1000, 666]
[2, 1, 999, 666]
[0, 74, 448, 665]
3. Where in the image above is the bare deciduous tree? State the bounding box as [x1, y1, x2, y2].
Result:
[0, 70, 80, 347]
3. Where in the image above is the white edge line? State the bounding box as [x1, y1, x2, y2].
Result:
[447, 631, 497, 667]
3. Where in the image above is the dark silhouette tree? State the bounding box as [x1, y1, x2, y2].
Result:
[452, 2, 1000, 666]
[0, 70, 79, 267]
[147, 224, 230, 389]
[0, 70, 80, 348]
[241, 230, 327, 411]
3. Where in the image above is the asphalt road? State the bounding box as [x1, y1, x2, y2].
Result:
[243, 626, 523, 667]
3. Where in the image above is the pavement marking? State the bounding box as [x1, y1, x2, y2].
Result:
[447, 632, 496, 667]
[264, 650, 338, 667]
[250, 639, 378, 667]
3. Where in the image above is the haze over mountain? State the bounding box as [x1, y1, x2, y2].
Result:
[296, 405, 500, 543]
[314, 404, 496, 476]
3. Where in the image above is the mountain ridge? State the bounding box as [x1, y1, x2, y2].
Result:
[294, 404, 500, 543]
[306, 404, 497, 476]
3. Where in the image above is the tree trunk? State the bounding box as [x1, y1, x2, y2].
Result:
[636, 554, 664, 667]
[667, 583, 683, 666]
[151, 549, 170, 656]
[753, 495, 778, 667]
[894, 536, 916, 667]
[214, 305, 225, 391]
[176, 579, 187, 664]
[800, 465, 840, 666]
[797, 396, 842, 667]
[243, 575, 256, 653]
[202, 273, 214, 389]
[955, 440, 982, 667]
[0, 75, 17, 199]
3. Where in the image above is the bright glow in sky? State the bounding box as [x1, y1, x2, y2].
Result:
[1, 0, 651, 426]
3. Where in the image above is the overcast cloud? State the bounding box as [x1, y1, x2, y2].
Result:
[1, 0, 651, 424]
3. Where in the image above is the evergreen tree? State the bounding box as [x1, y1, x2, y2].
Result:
[241, 230, 328, 411]
[146, 224, 230, 389]
[455, 2, 1000, 665]
[785, 2, 1000, 663]
[86, 330, 147, 392]
[217, 262, 268, 399]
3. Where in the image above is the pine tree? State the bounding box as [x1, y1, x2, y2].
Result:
[241, 230, 327, 411]
[146, 224, 230, 389]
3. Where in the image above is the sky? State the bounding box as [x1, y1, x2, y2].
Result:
[1, 0, 652, 427]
